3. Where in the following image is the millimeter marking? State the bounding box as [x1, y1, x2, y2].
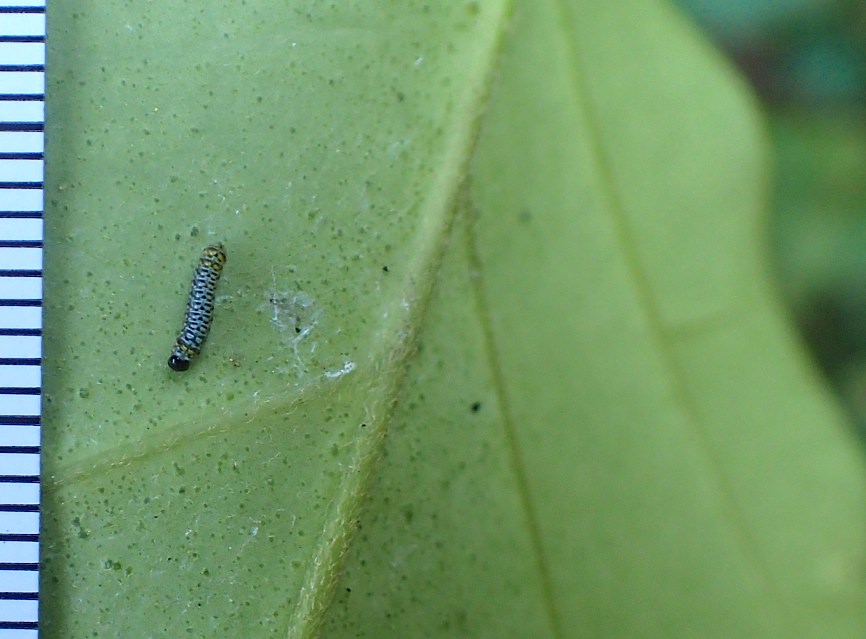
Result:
[0, 3, 44, 638]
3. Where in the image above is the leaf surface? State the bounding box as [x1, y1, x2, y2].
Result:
[320, 1, 866, 637]
[42, 1, 866, 637]
[43, 1, 509, 636]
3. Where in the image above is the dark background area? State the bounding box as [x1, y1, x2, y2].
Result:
[678, 0, 866, 430]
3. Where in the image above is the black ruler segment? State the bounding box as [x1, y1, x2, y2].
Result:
[0, 3, 44, 636]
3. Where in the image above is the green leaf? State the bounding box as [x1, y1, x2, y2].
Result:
[42, 1, 866, 638]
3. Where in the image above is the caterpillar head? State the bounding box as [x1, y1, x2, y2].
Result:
[168, 344, 192, 372]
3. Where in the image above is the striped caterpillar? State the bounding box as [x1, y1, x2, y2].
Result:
[168, 242, 226, 371]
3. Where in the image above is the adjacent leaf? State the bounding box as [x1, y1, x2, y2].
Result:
[42, 1, 866, 638]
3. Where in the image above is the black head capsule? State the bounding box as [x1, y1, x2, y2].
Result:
[168, 242, 227, 372]
[167, 354, 190, 371]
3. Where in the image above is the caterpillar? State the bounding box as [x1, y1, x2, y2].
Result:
[168, 242, 227, 371]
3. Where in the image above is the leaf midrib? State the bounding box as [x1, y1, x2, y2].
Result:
[283, 4, 519, 637]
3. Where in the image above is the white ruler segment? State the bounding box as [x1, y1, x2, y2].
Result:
[0, 2, 45, 638]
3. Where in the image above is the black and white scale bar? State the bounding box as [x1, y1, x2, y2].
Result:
[0, 425, 37, 450]
[0, 541, 37, 563]
[0, 456, 37, 480]
[0, 4, 42, 636]
[0, 417, 37, 426]
[0, 338, 39, 360]
[0, 243, 40, 249]
[0, 133, 42, 154]
[0, 37, 43, 47]
[0, 511, 37, 535]
[0, 193, 41, 213]
[0, 529, 34, 541]
[0, 593, 36, 600]
[0, 125, 40, 134]
[0, 95, 42, 102]
[0, 283, 41, 304]
[0, 513, 34, 523]
[0, 480, 36, 501]
[0, 77, 42, 99]
[0, 391, 36, 397]
[0, 625, 36, 637]
[0, 164, 42, 185]
[0, 448, 37, 455]
[0, 252, 40, 271]
[0, 67, 41, 75]
[0, 7, 44, 13]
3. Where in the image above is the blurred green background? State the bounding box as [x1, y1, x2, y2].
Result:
[678, 0, 866, 430]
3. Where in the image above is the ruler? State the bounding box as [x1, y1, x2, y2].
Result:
[0, 2, 45, 637]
